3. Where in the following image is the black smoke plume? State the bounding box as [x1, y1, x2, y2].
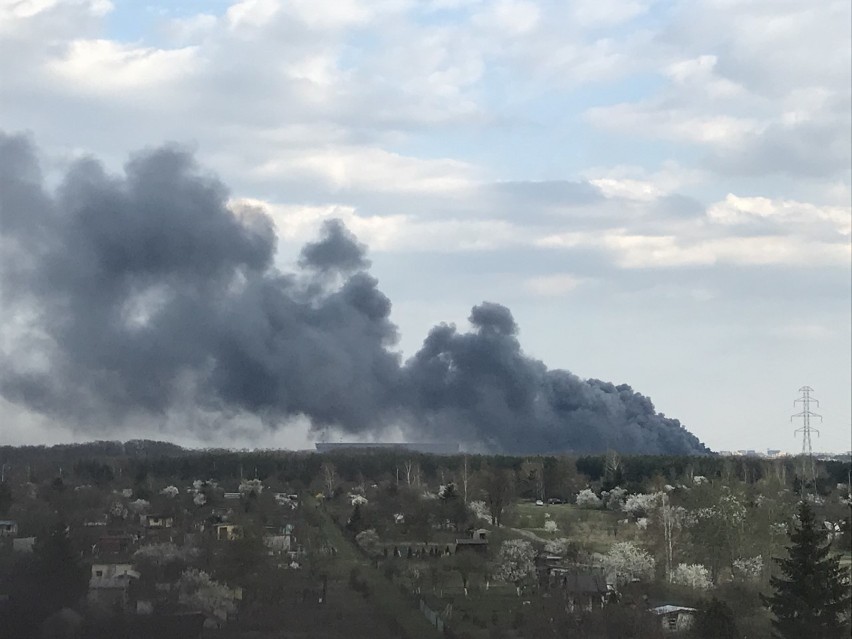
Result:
[0, 134, 708, 455]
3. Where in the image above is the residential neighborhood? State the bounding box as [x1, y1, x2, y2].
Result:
[0, 442, 849, 638]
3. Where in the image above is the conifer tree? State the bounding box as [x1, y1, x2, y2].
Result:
[762, 500, 851, 639]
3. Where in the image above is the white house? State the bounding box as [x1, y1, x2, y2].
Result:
[88, 563, 140, 610]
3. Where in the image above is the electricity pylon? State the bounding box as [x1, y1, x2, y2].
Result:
[791, 385, 821, 489]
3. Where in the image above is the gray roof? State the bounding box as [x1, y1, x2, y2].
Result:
[315, 442, 460, 455]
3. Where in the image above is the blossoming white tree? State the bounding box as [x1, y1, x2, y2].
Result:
[575, 489, 602, 509]
[603, 486, 627, 510]
[732, 556, 764, 582]
[597, 542, 655, 586]
[622, 493, 660, 518]
[177, 568, 238, 621]
[543, 537, 572, 556]
[495, 539, 536, 596]
[670, 563, 712, 590]
[160, 485, 179, 498]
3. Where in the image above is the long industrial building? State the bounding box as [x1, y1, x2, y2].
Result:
[315, 442, 460, 455]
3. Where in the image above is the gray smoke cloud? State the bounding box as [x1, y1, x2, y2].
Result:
[0, 134, 708, 455]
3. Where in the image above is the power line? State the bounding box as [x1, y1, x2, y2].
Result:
[791, 385, 821, 489]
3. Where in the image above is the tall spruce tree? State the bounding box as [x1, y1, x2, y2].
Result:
[762, 500, 851, 639]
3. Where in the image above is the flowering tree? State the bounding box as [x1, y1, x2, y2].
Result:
[193, 492, 207, 507]
[622, 493, 660, 518]
[469, 500, 493, 524]
[575, 489, 602, 509]
[543, 519, 558, 533]
[177, 568, 237, 621]
[495, 539, 536, 596]
[732, 556, 764, 582]
[603, 486, 627, 511]
[238, 479, 263, 496]
[160, 485, 179, 498]
[670, 563, 712, 590]
[350, 494, 368, 507]
[598, 542, 655, 586]
[544, 537, 572, 556]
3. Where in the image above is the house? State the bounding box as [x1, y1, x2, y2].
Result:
[223, 492, 241, 501]
[558, 572, 610, 611]
[455, 528, 489, 554]
[0, 520, 18, 537]
[214, 524, 243, 541]
[651, 605, 696, 634]
[88, 563, 140, 610]
[141, 514, 174, 529]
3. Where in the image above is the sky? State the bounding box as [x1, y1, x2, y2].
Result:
[0, 0, 850, 453]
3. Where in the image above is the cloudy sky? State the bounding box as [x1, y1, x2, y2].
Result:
[1, 0, 850, 453]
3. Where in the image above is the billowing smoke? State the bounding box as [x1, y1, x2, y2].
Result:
[0, 134, 708, 455]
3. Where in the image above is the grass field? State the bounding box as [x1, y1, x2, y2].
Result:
[304, 497, 442, 639]
[512, 502, 641, 553]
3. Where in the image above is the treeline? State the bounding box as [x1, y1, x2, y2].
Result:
[2, 441, 849, 501]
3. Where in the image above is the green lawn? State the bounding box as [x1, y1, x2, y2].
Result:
[304, 497, 441, 639]
[512, 502, 640, 553]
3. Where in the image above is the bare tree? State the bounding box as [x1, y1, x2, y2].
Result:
[321, 462, 337, 498]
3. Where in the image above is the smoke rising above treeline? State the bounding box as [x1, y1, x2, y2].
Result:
[0, 134, 708, 455]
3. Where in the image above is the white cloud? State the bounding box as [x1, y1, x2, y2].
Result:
[707, 194, 851, 237]
[525, 274, 585, 297]
[48, 40, 199, 92]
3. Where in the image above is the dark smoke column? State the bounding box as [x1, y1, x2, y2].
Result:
[0, 133, 708, 455]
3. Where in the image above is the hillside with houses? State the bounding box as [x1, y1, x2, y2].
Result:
[0, 443, 849, 638]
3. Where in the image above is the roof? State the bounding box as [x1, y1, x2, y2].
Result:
[558, 574, 608, 594]
[315, 442, 460, 455]
[651, 605, 697, 615]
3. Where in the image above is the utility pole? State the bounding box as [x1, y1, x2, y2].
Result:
[791, 386, 822, 492]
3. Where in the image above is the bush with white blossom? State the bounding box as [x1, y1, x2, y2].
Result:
[469, 500, 493, 524]
[543, 538, 572, 556]
[177, 569, 238, 620]
[596, 542, 655, 586]
[543, 520, 558, 533]
[575, 489, 602, 509]
[602, 486, 627, 510]
[732, 556, 763, 582]
[350, 494, 369, 506]
[670, 563, 712, 590]
[622, 493, 660, 518]
[495, 539, 536, 595]
[238, 479, 263, 496]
